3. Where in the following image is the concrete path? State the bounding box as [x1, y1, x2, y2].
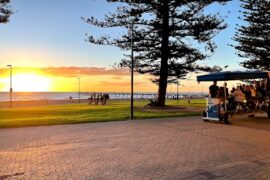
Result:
[1, 115, 270, 179]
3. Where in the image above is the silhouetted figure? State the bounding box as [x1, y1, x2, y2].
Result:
[88, 93, 110, 105]
[102, 94, 110, 105]
[209, 80, 219, 98]
[69, 96, 73, 103]
[231, 87, 236, 95]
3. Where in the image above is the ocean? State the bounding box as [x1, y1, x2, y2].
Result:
[0, 92, 206, 102]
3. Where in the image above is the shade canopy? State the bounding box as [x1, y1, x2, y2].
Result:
[197, 71, 270, 82]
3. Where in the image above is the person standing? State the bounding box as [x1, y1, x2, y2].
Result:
[244, 85, 253, 109]
[209, 80, 219, 98]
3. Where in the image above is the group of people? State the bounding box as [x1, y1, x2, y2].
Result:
[209, 80, 270, 111]
[88, 93, 110, 105]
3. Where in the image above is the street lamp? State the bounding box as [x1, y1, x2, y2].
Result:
[177, 80, 179, 104]
[77, 77, 81, 103]
[6, 65, 12, 108]
[130, 21, 134, 120]
[129, 15, 140, 120]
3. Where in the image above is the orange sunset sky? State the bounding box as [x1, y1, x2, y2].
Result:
[0, 0, 243, 93]
[0, 67, 208, 93]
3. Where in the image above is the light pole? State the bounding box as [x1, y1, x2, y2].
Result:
[177, 80, 179, 104]
[130, 21, 134, 120]
[6, 65, 12, 108]
[77, 77, 81, 103]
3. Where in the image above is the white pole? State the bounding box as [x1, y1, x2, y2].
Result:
[7, 65, 12, 108]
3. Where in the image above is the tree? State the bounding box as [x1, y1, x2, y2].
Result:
[0, 0, 12, 24]
[84, 0, 230, 106]
[234, 0, 270, 70]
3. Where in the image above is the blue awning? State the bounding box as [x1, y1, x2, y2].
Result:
[197, 71, 270, 82]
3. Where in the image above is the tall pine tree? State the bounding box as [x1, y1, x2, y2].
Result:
[84, 0, 230, 106]
[0, 0, 12, 24]
[234, 0, 270, 70]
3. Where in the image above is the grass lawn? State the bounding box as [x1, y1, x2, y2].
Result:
[0, 99, 206, 128]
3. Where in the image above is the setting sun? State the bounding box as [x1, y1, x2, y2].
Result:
[5, 73, 51, 92]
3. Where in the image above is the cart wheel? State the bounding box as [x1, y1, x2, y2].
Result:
[224, 113, 233, 124]
[267, 111, 270, 119]
[202, 111, 206, 117]
[219, 116, 224, 121]
[202, 111, 209, 121]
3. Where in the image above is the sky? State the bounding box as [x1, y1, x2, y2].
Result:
[0, 0, 244, 92]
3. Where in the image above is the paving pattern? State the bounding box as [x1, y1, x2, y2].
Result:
[1, 115, 270, 179]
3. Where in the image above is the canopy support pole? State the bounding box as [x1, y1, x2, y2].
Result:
[224, 82, 227, 112]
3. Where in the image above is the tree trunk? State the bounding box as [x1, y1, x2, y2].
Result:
[157, 0, 169, 107]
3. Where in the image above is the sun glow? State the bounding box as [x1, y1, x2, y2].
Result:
[6, 73, 51, 92]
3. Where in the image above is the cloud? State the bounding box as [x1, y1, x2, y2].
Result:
[0, 67, 130, 77]
[42, 67, 130, 77]
[99, 81, 147, 87]
[110, 76, 124, 80]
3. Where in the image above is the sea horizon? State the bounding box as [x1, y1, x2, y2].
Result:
[0, 91, 207, 102]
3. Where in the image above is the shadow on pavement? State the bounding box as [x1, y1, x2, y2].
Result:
[232, 114, 270, 131]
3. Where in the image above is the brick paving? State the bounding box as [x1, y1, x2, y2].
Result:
[1, 115, 270, 179]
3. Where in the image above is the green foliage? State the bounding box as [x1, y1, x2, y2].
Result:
[234, 0, 270, 70]
[84, 1, 229, 82]
[0, 99, 205, 128]
[84, 0, 230, 106]
[0, 0, 12, 24]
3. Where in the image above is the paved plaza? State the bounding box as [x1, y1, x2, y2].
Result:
[1, 115, 270, 179]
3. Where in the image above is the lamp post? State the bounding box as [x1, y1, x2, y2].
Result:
[6, 65, 12, 108]
[130, 21, 134, 120]
[177, 80, 179, 104]
[77, 77, 81, 103]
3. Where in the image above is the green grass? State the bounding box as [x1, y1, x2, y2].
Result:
[0, 99, 205, 128]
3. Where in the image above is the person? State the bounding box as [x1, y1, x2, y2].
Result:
[244, 85, 253, 109]
[217, 84, 229, 111]
[209, 80, 219, 98]
[241, 84, 246, 93]
[244, 86, 251, 99]
[249, 84, 256, 105]
[260, 80, 267, 97]
[230, 87, 236, 95]
[224, 83, 229, 96]
[255, 81, 264, 101]
[233, 86, 246, 112]
[218, 87, 224, 98]
[69, 96, 73, 103]
[233, 86, 245, 102]
[240, 84, 246, 93]
[218, 83, 229, 98]
[266, 79, 270, 96]
[250, 85, 256, 97]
